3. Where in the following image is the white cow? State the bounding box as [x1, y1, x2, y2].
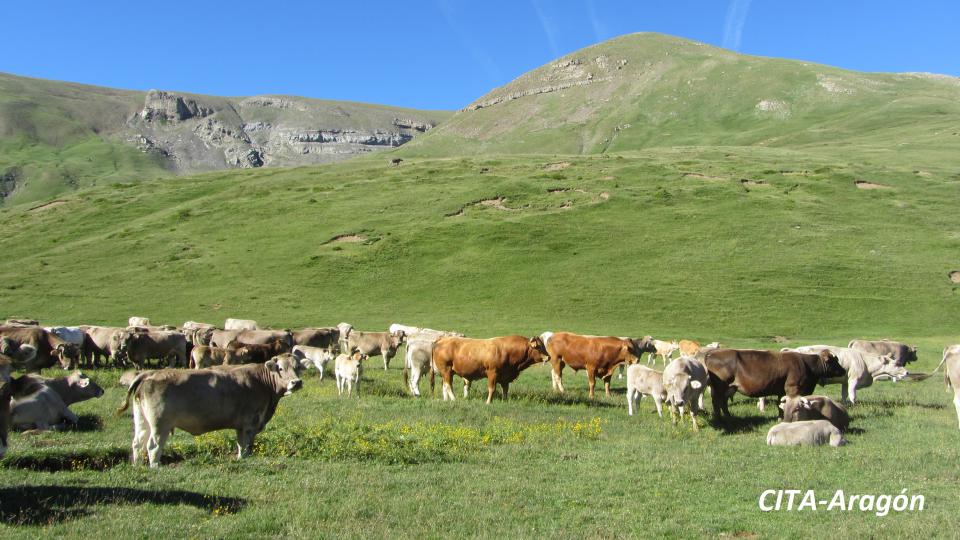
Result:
[766, 420, 846, 447]
[662, 356, 708, 431]
[935, 345, 960, 429]
[404, 329, 463, 396]
[650, 339, 679, 365]
[787, 345, 906, 403]
[625, 365, 666, 417]
[335, 351, 367, 397]
[291, 345, 336, 379]
[129, 317, 151, 327]
[225, 318, 259, 331]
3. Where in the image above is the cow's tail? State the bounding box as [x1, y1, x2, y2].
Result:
[429, 359, 436, 398]
[931, 348, 950, 375]
[116, 372, 149, 416]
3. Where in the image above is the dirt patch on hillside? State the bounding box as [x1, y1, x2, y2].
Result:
[740, 179, 767, 187]
[683, 172, 726, 181]
[599, 192, 610, 200]
[914, 170, 933, 177]
[478, 197, 512, 210]
[855, 180, 891, 190]
[544, 162, 572, 171]
[28, 200, 67, 213]
[547, 187, 571, 193]
[950, 271, 960, 284]
[324, 234, 370, 244]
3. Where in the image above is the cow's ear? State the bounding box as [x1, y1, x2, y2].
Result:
[264, 359, 278, 371]
[690, 381, 702, 389]
[78, 377, 90, 388]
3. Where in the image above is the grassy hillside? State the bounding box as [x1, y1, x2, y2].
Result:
[401, 33, 960, 166]
[1, 148, 958, 340]
[0, 72, 450, 206]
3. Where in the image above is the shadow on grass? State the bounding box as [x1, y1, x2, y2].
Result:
[2, 447, 184, 472]
[0, 485, 246, 526]
[710, 414, 773, 434]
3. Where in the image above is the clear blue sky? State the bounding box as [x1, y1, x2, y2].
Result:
[3, 1, 958, 110]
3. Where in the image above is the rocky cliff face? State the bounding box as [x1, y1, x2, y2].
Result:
[125, 91, 444, 173]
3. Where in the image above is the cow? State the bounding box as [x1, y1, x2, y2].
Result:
[291, 345, 336, 378]
[129, 317, 151, 327]
[224, 318, 259, 331]
[43, 327, 86, 368]
[678, 340, 701, 358]
[336, 322, 353, 351]
[10, 371, 105, 430]
[0, 354, 10, 458]
[234, 340, 288, 364]
[662, 356, 709, 431]
[212, 329, 293, 351]
[335, 351, 367, 397]
[787, 345, 907, 403]
[766, 420, 845, 447]
[347, 331, 405, 370]
[616, 336, 657, 379]
[113, 330, 188, 369]
[389, 324, 463, 341]
[403, 330, 464, 396]
[704, 348, 845, 419]
[5, 319, 38, 326]
[431, 335, 546, 403]
[118, 354, 303, 467]
[625, 365, 666, 417]
[292, 328, 341, 350]
[650, 339, 679, 365]
[80, 326, 129, 367]
[935, 345, 960, 429]
[543, 332, 636, 399]
[779, 395, 849, 432]
[848, 339, 918, 367]
[190, 345, 251, 369]
[0, 325, 80, 372]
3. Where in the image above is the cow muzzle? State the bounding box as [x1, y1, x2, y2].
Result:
[285, 379, 303, 395]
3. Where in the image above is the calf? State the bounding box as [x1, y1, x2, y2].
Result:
[650, 339, 679, 365]
[432, 336, 546, 403]
[766, 420, 845, 447]
[662, 356, 709, 431]
[678, 339, 701, 358]
[625, 365, 666, 417]
[292, 345, 336, 378]
[780, 395, 849, 432]
[704, 348, 845, 419]
[335, 351, 367, 397]
[119, 354, 303, 467]
[347, 331, 405, 370]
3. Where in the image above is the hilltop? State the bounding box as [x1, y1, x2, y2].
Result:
[401, 33, 960, 166]
[0, 72, 450, 205]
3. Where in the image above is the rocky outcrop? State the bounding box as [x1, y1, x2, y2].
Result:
[124, 91, 443, 174]
[140, 90, 214, 123]
[0, 167, 19, 200]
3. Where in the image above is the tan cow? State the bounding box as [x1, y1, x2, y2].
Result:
[678, 340, 701, 358]
[431, 336, 546, 403]
[190, 345, 251, 368]
[347, 331, 405, 370]
[543, 332, 637, 398]
[625, 365, 666, 417]
[663, 356, 709, 431]
[118, 354, 303, 467]
[335, 351, 367, 397]
[779, 395, 849, 432]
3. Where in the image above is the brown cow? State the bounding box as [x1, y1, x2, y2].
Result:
[113, 331, 188, 369]
[293, 327, 341, 349]
[431, 335, 546, 403]
[233, 340, 288, 364]
[704, 348, 845, 419]
[0, 325, 80, 372]
[190, 345, 251, 368]
[543, 332, 638, 399]
[211, 329, 293, 351]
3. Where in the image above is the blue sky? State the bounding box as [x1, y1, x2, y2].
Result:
[3, 1, 958, 110]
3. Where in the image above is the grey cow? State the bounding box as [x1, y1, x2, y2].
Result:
[347, 331, 405, 370]
[766, 420, 846, 447]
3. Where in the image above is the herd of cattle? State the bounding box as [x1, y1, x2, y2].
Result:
[1, 316, 959, 467]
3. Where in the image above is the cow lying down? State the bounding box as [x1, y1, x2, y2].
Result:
[118, 354, 303, 467]
[766, 419, 846, 447]
[11, 371, 105, 430]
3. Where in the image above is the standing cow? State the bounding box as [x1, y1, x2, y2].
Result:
[787, 345, 906, 403]
[224, 318, 259, 331]
[347, 331, 405, 370]
[936, 345, 960, 429]
[663, 356, 709, 431]
[402, 329, 464, 397]
[625, 365, 666, 417]
[848, 339, 918, 367]
[293, 328, 341, 349]
[81, 326, 129, 368]
[704, 348, 845, 419]
[543, 332, 637, 399]
[113, 331, 188, 369]
[431, 336, 546, 403]
[119, 354, 303, 467]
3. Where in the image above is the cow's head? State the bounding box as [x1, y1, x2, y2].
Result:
[527, 336, 547, 362]
[903, 346, 918, 365]
[68, 370, 105, 399]
[631, 336, 657, 356]
[818, 350, 846, 378]
[391, 330, 406, 346]
[351, 350, 368, 363]
[110, 331, 134, 361]
[55, 343, 81, 369]
[265, 354, 303, 396]
[664, 369, 702, 411]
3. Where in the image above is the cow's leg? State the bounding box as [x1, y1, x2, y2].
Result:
[953, 389, 960, 430]
[354, 373, 360, 398]
[382, 347, 390, 370]
[617, 363, 625, 380]
[409, 364, 422, 397]
[654, 395, 663, 418]
[757, 398, 765, 412]
[336, 375, 343, 396]
[627, 388, 635, 416]
[669, 400, 679, 425]
[710, 380, 727, 418]
[551, 361, 566, 393]
[689, 406, 699, 432]
[441, 370, 455, 401]
[846, 380, 856, 405]
[602, 373, 613, 397]
[131, 401, 148, 465]
[147, 426, 171, 468]
[776, 396, 785, 419]
[586, 366, 597, 399]
[463, 379, 471, 399]
[485, 375, 496, 404]
[501, 382, 509, 401]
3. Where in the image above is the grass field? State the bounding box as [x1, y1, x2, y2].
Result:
[1, 145, 959, 536]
